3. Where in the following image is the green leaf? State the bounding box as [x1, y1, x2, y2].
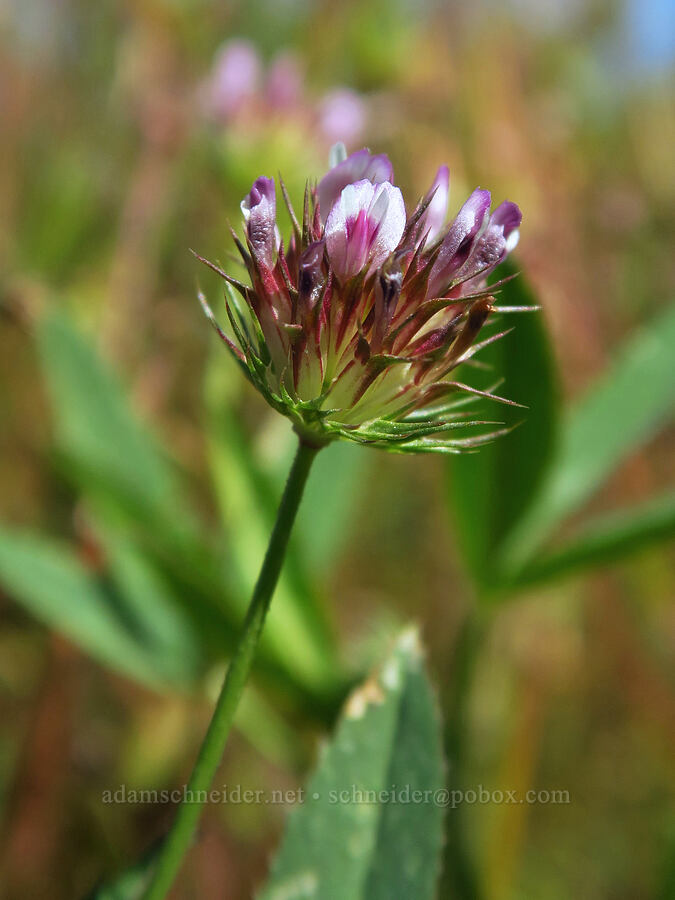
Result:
[0, 528, 186, 690]
[34, 311, 347, 709]
[500, 302, 675, 572]
[97, 529, 202, 686]
[204, 355, 339, 691]
[36, 311, 188, 529]
[33, 309, 239, 673]
[258, 629, 445, 900]
[508, 491, 675, 586]
[293, 439, 368, 577]
[445, 263, 560, 587]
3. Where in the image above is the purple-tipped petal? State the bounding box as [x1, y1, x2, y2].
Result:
[491, 200, 521, 235]
[458, 201, 523, 285]
[443, 188, 491, 259]
[325, 180, 406, 281]
[318, 148, 394, 224]
[452, 209, 523, 296]
[491, 200, 522, 252]
[418, 165, 450, 243]
[241, 176, 279, 269]
[427, 188, 491, 297]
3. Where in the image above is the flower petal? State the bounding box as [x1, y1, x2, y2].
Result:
[491, 200, 522, 252]
[325, 180, 406, 280]
[456, 202, 523, 287]
[324, 180, 375, 279]
[329, 142, 348, 168]
[318, 148, 394, 224]
[427, 188, 491, 297]
[418, 165, 450, 243]
[491, 200, 522, 236]
[241, 176, 279, 269]
[368, 182, 407, 270]
[461, 225, 507, 281]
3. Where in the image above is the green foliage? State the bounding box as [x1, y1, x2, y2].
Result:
[500, 302, 675, 574]
[36, 312, 189, 530]
[96, 529, 202, 686]
[2, 3, 672, 896]
[16, 310, 348, 708]
[445, 263, 559, 588]
[294, 439, 368, 576]
[204, 347, 370, 578]
[510, 491, 675, 586]
[259, 629, 444, 900]
[32, 310, 235, 678]
[445, 270, 675, 592]
[204, 354, 339, 689]
[0, 528, 194, 690]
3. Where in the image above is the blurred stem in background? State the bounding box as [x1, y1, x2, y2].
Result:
[142, 438, 320, 900]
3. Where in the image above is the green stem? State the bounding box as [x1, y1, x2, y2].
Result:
[142, 438, 320, 900]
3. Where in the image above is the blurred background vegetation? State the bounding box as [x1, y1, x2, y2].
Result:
[0, 0, 673, 897]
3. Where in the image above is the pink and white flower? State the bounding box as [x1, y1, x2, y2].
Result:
[196, 147, 526, 453]
[324, 179, 406, 280]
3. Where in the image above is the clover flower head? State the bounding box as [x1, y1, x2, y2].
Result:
[197, 144, 529, 452]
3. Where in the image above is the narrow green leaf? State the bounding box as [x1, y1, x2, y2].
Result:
[98, 529, 202, 686]
[501, 302, 675, 572]
[445, 263, 560, 587]
[33, 309, 239, 670]
[36, 311, 190, 531]
[0, 528, 182, 690]
[34, 313, 347, 706]
[508, 491, 675, 586]
[293, 439, 368, 576]
[258, 629, 445, 900]
[204, 355, 338, 691]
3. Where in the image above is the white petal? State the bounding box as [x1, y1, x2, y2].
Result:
[369, 183, 406, 269]
[329, 141, 348, 168]
[338, 180, 376, 222]
[324, 180, 373, 278]
[505, 229, 520, 253]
